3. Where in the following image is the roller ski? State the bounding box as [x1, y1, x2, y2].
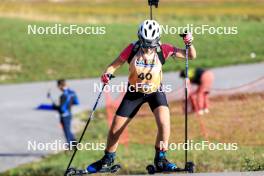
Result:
[66, 152, 121, 175]
[146, 161, 195, 174]
[65, 165, 121, 176]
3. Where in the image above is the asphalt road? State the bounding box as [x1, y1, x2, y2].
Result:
[0, 63, 264, 172]
[142, 171, 264, 176]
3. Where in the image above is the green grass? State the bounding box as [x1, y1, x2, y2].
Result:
[0, 17, 263, 83]
[3, 93, 264, 175]
[0, 0, 263, 83]
[0, 0, 263, 23]
[3, 145, 264, 176]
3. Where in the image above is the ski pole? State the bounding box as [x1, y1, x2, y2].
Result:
[150, 3, 153, 19]
[148, 0, 159, 19]
[184, 44, 190, 164]
[64, 75, 114, 176]
[180, 31, 190, 164]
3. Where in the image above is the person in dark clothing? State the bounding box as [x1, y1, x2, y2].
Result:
[180, 68, 214, 115]
[53, 79, 79, 147]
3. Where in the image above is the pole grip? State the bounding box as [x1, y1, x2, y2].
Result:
[179, 30, 188, 38]
[148, 0, 159, 8]
[109, 74, 115, 80]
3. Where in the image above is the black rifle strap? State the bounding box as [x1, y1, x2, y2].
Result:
[127, 41, 165, 65]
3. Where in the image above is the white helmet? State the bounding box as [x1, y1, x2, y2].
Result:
[138, 20, 161, 48]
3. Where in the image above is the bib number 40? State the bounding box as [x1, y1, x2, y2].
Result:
[138, 73, 152, 80]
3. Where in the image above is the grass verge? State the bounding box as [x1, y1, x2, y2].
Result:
[3, 93, 264, 175]
[0, 17, 263, 83]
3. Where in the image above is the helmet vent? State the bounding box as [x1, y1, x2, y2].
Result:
[149, 25, 152, 30]
[152, 30, 156, 37]
[146, 21, 149, 25]
[144, 29, 148, 37]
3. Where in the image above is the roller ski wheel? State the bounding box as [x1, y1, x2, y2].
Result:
[146, 164, 178, 174]
[65, 167, 87, 176]
[110, 164, 122, 173]
[95, 164, 121, 173]
[146, 162, 195, 174]
[146, 165, 156, 174]
[185, 161, 195, 173]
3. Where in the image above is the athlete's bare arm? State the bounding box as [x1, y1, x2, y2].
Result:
[104, 57, 126, 74]
[175, 45, 196, 59]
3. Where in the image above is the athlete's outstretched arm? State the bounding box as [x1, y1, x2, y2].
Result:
[104, 57, 126, 75]
[175, 45, 196, 59]
[101, 44, 131, 84]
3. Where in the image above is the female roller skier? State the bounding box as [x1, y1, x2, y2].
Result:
[87, 19, 196, 173]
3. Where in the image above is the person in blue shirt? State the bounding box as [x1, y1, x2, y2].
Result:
[53, 79, 79, 147]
